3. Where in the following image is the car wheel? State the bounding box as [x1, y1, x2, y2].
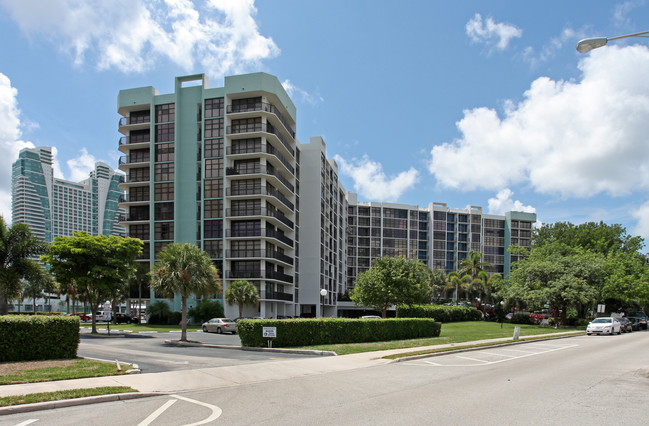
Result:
[231, 331, 236, 335]
[216, 327, 222, 334]
[587, 333, 591, 336]
[202, 326, 208, 332]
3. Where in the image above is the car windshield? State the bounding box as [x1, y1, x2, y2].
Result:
[627, 312, 644, 317]
[592, 318, 612, 323]
[223, 319, 234, 323]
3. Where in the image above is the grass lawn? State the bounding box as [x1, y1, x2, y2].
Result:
[299, 322, 580, 355]
[0, 387, 136, 407]
[0, 358, 134, 385]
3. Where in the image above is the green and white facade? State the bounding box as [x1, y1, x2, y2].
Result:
[11, 146, 125, 243]
[117, 72, 537, 318]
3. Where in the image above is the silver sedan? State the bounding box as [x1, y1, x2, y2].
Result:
[202, 318, 238, 334]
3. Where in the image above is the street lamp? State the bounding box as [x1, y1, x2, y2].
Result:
[320, 288, 327, 318]
[576, 30, 649, 53]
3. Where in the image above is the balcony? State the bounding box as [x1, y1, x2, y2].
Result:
[118, 194, 150, 203]
[227, 101, 296, 139]
[265, 270, 294, 284]
[119, 155, 150, 167]
[261, 291, 293, 302]
[225, 228, 294, 248]
[119, 115, 150, 127]
[227, 270, 262, 280]
[226, 186, 294, 211]
[225, 165, 294, 193]
[119, 213, 150, 222]
[227, 207, 293, 230]
[226, 249, 294, 265]
[226, 122, 294, 158]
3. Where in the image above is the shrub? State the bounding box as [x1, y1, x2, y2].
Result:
[510, 313, 533, 325]
[188, 299, 224, 324]
[0, 315, 79, 362]
[147, 301, 172, 325]
[237, 318, 441, 348]
[396, 305, 483, 322]
[168, 311, 182, 325]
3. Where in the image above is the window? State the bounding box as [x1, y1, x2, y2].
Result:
[204, 199, 223, 218]
[155, 202, 174, 220]
[204, 219, 223, 238]
[231, 117, 261, 133]
[204, 179, 223, 198]
[155, 143, 174, 162]
[155, 123, 174, 142]
[129, 167, 149, 183]
[129, 186, 149, 202]
[231, 179, 261, 196]
[155, 163, 174, 181]
[155, 222, 174, 240]
[231, 97, 261, 113]
[129, 149, 149, 163]
[231, 138, 261, 155]
[129, 224, 149, 240]
[154, 182, 174, 201]
[205, 158, 223, 179]
[231, 220, 261, 237]
[204, 118, 224, 138]
[204, 98, 224, 118]
[204, 139, 223, 158]
[155, 103, 175, 123]
[129, 110, 150, 124]
[433, 211, 446, 220]
[204, 239, 223, 258]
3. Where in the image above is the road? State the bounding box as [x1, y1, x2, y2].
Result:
[3, 331, 649, 425]
[78, 330, 310, 373]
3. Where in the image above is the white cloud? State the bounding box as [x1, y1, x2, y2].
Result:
[334, 154, 419, 202]
[613, 0, 645, 28]
[524, 27, 585, 67]
[282, 79, 324, 105]
[487, 188, 536, 215]
[466, 13, 522, 52]
[428, 45, 649, 199]
[631, 200, 649, 241]
[66, 148, 97, 181]
[0, 73, 35, 222]
[0, 0, 280, 77]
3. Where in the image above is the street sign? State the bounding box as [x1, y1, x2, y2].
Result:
[262, 327, 277, 338]
[597, 304, 606, 313]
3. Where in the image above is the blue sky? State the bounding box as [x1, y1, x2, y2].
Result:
[1, 0, 649, 245]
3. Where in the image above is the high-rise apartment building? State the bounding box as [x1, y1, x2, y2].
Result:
[117, 73, 298, 318]
[11, 146, 125, 242]
[117, 72, 537, 318]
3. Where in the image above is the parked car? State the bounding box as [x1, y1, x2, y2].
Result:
[618, 317, 633, 333]
[64, 312, 91, 321]
[626, 311, 648, 330]
[361, 315, 382, 319]
[630, 318, 642, 331]
[586, 317, 621, 335]
[95, 311, 113, 322]
[202, 318, 237, 334]
[113, 312, 140, 324]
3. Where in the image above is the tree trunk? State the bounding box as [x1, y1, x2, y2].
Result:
[0, 294, 7, 315]
[239, 302, 243, 318]
[180, 297, 188, 342]
[382, 305, 388, 318]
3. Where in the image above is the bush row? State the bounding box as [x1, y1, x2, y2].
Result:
[0, 315, 79, 362]
[237, 318, 441, 348]
[396, 305, 483, 322]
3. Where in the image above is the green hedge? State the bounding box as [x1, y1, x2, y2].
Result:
[0, 315, 80, 362]
[237, 318, 441, 348]
[397, 305, 483, 322]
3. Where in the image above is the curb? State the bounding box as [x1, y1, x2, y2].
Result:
[163, 339, 337, 356]
[389, 332, 583, 362]
[0, 392, 162, 416]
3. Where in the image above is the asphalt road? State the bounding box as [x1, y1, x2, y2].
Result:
[4, 330, 649, 425]
[78, 330, 310, 373]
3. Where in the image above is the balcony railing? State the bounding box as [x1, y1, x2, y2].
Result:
[122, 175, 150, 184]
[119, 116, 150, 127]
[226, 186, 294, 211]
[225, 270, 294, 285]
[226, 101, 296, 139]
[118, 194, 150, 203]
[261, 291, 293, 302]
[225, 228, 294, 247]
[227, 270, 262, 279]
[227, 207, 293, 229]
[119, 136, 151, 146]
[225, 165, 294, 193]
[226, 123, 294, 158]
[265, 270, 294, 284]
[226, 249, 294, 265]
[119, 213, 150, 222]
[119, 155, 150, 166]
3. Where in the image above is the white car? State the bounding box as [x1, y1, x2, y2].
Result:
[202, 318, 237, 334]
[586, 317, 621, 335]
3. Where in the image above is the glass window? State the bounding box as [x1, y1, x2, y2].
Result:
[204, 118, 224, 138]
[155, 202, 174, 220]
[155, 123, 174, 142]
[155, 103, 175, 123]
[204, 199, 223, 218]
[154, 182, 174, 201]
[204, 220, 223, 239]
[204, 179, 223, 198]
[205, 98, 224, 118]
[205, 158, 223, 179]
[155, 143, 174, 162]
[154, 222, 174, 240]
[205, 139, 223, 158]
[155, 163, 174, 181]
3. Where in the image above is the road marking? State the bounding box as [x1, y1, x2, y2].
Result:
[405, 343, 578, 367]
[138, 399, 177, 426]
[14, 420, 39, 426]
[172, 394, 223, 425]
[154, 359, 190, 364]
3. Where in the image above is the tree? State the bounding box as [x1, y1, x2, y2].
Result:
[444, 271, 473, 305]
[127, 262, 151, 319]
[225, 280, 259, 318]
[0, 218, 47, 315]
[41, 232, 142, 333]
[22, 267, 54, 313]
[151, 243, 221, 342]
[533, 221, 644, 255]
[459, 250, 493, 280]
[350, 257, 433, 317]
[430, 268, 447, 302]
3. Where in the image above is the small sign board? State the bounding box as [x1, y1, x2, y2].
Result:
[597, 304, 606, 313]
[263, 327, 277, 338]
[513, 326, 521, 341]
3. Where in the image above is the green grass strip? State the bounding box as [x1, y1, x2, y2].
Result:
[0, 386, 137, 407]
[0, 359, 133, 385]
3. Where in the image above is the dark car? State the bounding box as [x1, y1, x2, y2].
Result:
[626, 311, 648, 330]
[113, 313, 140, 324]
[629, 317, 642, 331]
[618, 317, 633, 333]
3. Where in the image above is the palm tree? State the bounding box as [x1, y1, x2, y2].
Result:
[151, 243, 221, 342]
[0, 218, 47, 315]
[459, 250, 493, 281]
[22, 267, 53, 313]
[225, 280, 259, 318]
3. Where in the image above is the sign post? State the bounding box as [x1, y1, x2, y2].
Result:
[263, 327, 277, 348]
[513, 326, 521, 341]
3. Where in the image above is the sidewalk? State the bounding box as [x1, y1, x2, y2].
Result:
[0, 331, 582, 413]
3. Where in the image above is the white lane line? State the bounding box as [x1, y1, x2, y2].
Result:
[14, 420, 39, 426]
[423, 360, 442, 366]
[137, 399, 177, 426]
[480, 351, 517, 358]
[172, 394, 223, 425]
[499, 348, 538, 354]
[455, 355, 490, 363]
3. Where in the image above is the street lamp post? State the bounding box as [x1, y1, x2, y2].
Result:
[577, 30, 649, 53]
[320, 288, 327, 318]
